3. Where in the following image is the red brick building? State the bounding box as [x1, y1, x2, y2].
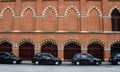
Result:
[0, 0, 120, 61]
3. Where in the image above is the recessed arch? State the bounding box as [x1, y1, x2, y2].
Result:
[87, 39, 105, 47]
[17, 38, 36, 47]
[40, 39, 59, 47]
[109, 39, 120, 47]
[109, 39, 120, 56]
[21, 6, 36, 17]
[0, 6, 15, 17]
[111, 43, 120, 56]
[0, 38, 13, 45]
[87, 39, 105, 61]
[63, 39, 82, 47]
[40, 39, 58, 57]
[63, 39, 82, 61]
[87, 6, 102, 17]
[64, 5, 80, 16]
[88, 43, 104, 61]
[18, 38, 35, 60]
[0, 38, 13, 52]
[42, 6, 58, 16]
[19, 42, 34, 60]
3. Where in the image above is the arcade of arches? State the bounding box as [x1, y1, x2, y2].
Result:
[0, 41, 120, 61]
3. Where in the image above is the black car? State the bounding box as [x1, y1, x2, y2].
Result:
[32, 53, 62, 65]
[109, 53, 120, 65]
[72, 53, 102, 65]
[0, 52, 22, 64]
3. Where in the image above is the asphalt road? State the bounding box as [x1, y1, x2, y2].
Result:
[0, 61, 120, 72]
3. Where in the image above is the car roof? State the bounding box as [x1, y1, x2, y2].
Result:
[36, 52, 52, 55]
[112, 53, 120, 56]
[0, 52, 10, 54]
[75, 53, 91, 55]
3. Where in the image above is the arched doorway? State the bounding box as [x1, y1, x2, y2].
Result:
[88, 43, 104, 61]
[111, 43, 120, 55]
[0, 42, 12, 52]
[19, 42, 34, 60]
[111, 9, 120, 31]
[64, 43, 81, 61]
[41, 43, 58, 57]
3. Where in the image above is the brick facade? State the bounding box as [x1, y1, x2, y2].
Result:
[0, 0, 120, 61]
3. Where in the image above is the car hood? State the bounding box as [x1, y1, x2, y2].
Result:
[11, 56, 22, 61]
[93, 58, 101, 61]
[54, 57, 61, 61]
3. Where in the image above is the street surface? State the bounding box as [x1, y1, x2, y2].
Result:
[0, 61, 120, 72]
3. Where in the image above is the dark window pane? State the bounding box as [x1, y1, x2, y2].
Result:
[111, 9, 120, 31]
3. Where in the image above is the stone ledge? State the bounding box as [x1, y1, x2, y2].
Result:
[0, 31, 120, 34]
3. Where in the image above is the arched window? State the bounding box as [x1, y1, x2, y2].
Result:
[111, 9, 120, 31]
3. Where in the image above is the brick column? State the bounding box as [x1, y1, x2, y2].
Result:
[35, 47, 40, 54]
[14, 0, 22, 30]
[103, 18, 111, 31]
[12, 45, 19, 57]
[104, 44, 110, 61]
[35, 0, 43, 31]
[102, 0, 111, 31]
[58, 44, 64, 60]
[104, 49, 110, 61]
[58, 0, 65, 31]
[0, 0, 1, 11]
[81, 44, 87, 54]
[80, 0, 87, 31]
[15, 0, 21, 15]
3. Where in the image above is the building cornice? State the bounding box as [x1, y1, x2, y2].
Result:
[0, 31, 120, 34]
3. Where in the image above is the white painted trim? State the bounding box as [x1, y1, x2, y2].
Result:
[87, 6, 102, 17]
[21, 6, 36, 17]
[42, 5, 58, 17]
[64, 5, 80, 16]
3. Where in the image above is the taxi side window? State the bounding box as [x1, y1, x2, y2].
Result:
[116, 55, 120, 58]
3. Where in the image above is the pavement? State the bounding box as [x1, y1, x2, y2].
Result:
[0, 61, 120, 72]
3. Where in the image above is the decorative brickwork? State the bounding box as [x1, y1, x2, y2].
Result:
[0, 0, 120, 61]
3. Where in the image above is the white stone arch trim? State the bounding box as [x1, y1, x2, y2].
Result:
[108, 39, 120, 48]
[62, 39, 83, 49]
[21, 6, 36, 17]
[0, 6, 15, 17]
[39, 39, 59, 48]
[17, 38, 36, 48]
[64, 5, 80, 16]
[42, 6, 58, 16]
[87, 39, 105, 47]
[0, 38, 14, 47]
[87, 6, 102, 17]
[108, 6, 120, 17]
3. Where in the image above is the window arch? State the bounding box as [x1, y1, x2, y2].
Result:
[111, 9, 120, 31]
[40, 39, 58, 57]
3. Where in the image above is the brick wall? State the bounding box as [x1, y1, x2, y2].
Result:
[0, 0, 120, 61]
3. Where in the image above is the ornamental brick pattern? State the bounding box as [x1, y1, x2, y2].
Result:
[0, 0, 120, 61]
